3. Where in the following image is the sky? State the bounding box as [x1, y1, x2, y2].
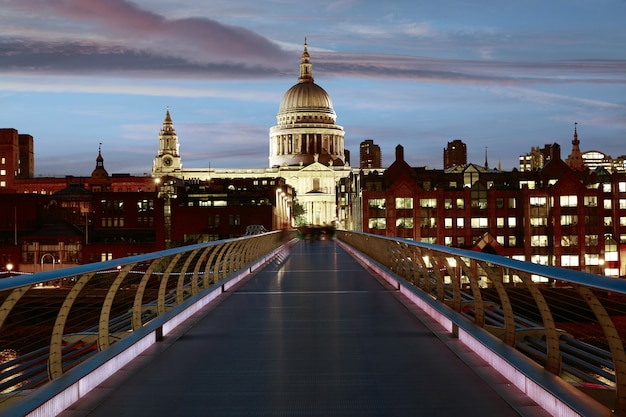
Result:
[1, 0, 625, 176]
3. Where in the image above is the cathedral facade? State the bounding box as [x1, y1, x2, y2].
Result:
[152, 41, 355, 227]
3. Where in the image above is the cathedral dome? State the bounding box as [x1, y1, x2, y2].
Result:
[279, 81, 334, 114]
[269, 40, 345, 168]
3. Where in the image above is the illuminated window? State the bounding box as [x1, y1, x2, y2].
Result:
[456, 198, 465, 209]
[444, 199, 453, 209]
[584, 196, 598, 207]
[561, 255, 579, 267]
[530, 196, 547, 206]
[620, 199, 626, 209]
[397, 197, 415, 209]
[368, 218, 386, 229]
[0, 169, 5, 176]
[585, 235, 598, 246]
[559, 195, 577, 207]
[420, 198, 437, 208]
[470, 217, 488, 228]
[456, 218, 464, 228]
[560, 215, 577, 226]
[368, 199, 386, 209]
[508, 217, 517, 227]
[496, 217, 504, 228]
[561, 235, 578, 246]
[396, 218, 414, 228]
[444, 218, 453, 229]
[531, 235, 548, 247]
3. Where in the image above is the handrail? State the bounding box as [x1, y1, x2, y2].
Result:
[0, 231, 294, 411]
[337, 230, 626, 416]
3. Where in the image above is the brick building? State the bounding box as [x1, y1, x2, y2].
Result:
[347, 144, 626, 277]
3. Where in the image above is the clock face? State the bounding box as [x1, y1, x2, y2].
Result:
[163, 156, 172, 166]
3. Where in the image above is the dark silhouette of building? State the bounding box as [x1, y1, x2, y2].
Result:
[443, 139, 467, 169]
[360, 139, 382, 169]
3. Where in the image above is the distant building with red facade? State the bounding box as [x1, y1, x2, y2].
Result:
[0, 132, 293, 273]
[344, 141, 626, 277]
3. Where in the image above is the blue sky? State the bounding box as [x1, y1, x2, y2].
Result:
[1, 0, 625, 176]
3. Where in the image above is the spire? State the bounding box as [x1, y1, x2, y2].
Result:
[162, 107, 176, 135]
[91, 141, 109, 182]
[568, 121, 584, 170]
[96, 142, 103, 166]
[484, 146, 489, 170]
[298, 38, 314, 84]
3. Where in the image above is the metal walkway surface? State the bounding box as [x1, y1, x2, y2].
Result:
[60, 240, 545, 417]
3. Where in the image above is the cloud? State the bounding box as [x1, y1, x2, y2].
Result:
[3, 0, 291, 68]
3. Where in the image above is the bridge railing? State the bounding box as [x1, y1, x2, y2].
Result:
[0, 230, 293, 414]
[337, 230, 626, 417]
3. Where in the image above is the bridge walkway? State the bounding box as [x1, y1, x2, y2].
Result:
[60, 240, 548, 417]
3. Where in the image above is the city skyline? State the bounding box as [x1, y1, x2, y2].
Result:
[1, 0, 625, 176]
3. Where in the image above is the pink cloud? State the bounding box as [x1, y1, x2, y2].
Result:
[7, 0, 290, 67]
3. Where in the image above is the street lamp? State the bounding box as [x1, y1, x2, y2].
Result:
[6, 263, 13, 273]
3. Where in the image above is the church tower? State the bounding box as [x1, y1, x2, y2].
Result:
[567, 122, 585, 171]
[269, 40, 345, 167]
[153, 108, 182, 176]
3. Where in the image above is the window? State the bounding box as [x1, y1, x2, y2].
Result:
[456, 218, 464, 228]
[530, 217, 547, 226]
[604, 199, 612, 209]
[585, 254, 600, 265]
[418, 198, 435, 209]
[368, 218, 386, 229]
[368, 198, 386, 209]
[444, 236, 453, 246]
[584, 196, 598, 207]
[508, 198, 517, 208]
[561, 255, 579, 267]
[508, 217, 517, 227]
[531, 235, 548, 247]
[559, 195, 577, 207]
[444, 218, 453, 229]
[444, 199, 453, 209]
[396, 217, 414, 228]
[456, 198, 465, 210]
[496, 198, 504, 209]
[620, 199, 626, 210]
[530, 196, 547, 207]
[470, 217, 488, 228]
[560, 215, 577, 226]
[496, 217, 505, 228]
[0, 169, 5, 176]
[620, 182, 626, 193]
[561, 236, 578, 246]
[585, 235, 598, 246]
[508, 236, 516, 246]
[420, 217, 436, 228]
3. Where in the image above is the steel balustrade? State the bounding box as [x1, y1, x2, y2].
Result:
[0, 231, 293, 412]
[337, 230, 626, 416]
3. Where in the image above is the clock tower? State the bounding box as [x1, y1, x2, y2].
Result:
[152, 108, 182, 176]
